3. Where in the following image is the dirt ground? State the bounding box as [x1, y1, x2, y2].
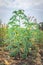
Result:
[0, 44, 43, 65]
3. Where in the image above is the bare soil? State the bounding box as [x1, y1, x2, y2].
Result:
[0, 44, 43, 65]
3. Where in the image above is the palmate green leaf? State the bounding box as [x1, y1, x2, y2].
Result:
[21, 53, 27, 59]
[10, 19, 19, 24]
[18, 10, 24, 14]
[14, 19, 19, 22]
[10, 47, 20, 57]
[6, 45, 14, 51]
[8, 21, 15, 25]
[10, 51, 16, 57]
[13, 11, 17, 15]
[10, 51, 17, 57]
[10, 15, 16, 20]
[19, 14, 28, 21]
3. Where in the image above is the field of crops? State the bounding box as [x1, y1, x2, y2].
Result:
[0, 10, 43, 65]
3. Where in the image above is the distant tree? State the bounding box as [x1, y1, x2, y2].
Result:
[39, 22, 43, 30]
[0, 19, 2, 25]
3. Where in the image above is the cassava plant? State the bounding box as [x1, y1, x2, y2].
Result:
[5, 10, 39, 59]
